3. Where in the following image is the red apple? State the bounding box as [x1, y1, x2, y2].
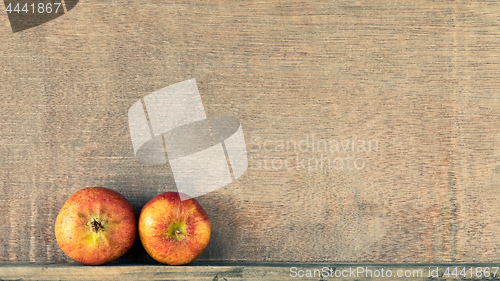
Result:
[138, 192, 211, 265]
[55, 187, 137, 265]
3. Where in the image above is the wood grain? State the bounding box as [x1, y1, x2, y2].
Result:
[0, 0, 499, 263]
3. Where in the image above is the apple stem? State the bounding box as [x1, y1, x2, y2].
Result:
[88, 218, 105, 233]
[175, 230, 181, 237]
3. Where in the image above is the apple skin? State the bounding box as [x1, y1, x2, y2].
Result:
[55, 187, 137, 265]
[138, 192, 211, 265]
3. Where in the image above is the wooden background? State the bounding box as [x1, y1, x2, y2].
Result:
[1, 0, 499, 263]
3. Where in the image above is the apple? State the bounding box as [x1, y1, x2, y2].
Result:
[55, 187, 137, 265]
[138, 192, 211, 265]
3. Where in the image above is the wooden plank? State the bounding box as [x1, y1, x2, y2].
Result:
[0, 0, 500, 263]
[1, 263, 500, 280]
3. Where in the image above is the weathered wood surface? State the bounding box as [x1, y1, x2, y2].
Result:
[1, 0, 500, 263]
[2, 263, 500, 280]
